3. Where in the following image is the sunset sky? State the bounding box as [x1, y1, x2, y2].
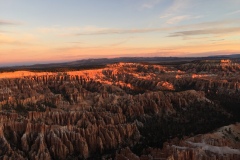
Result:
[1, 0, 240, 66]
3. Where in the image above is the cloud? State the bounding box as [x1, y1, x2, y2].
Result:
[0, 33, 37, 46]
[164, 0, 191, 14]
[74, 28, 165, 35]
[74, 19, 238, 36]
[159, 0, 196, 24]
[168, 27, 240, 37]
[0, 19, 21, 25]
[227, 9, 240, 15]
[141, 0, 162, 9]
[68, 42, 84, 44]
[186, 19, 240, 29]
[109, 40, 128, 47]
[38, 25, 141, 36]
[0, 36, 32, 45]
[210, 39, 225, 42]
[166, 15, 190, 24]
[109, 37, 134, 47]
[166, 15, 203, 24]
[36, 19, 240, 37]
[0, 30, 8, 33]
[159, 14, 173, 19]
[0, 41, 25, 45]
[37, 26, 110, 35]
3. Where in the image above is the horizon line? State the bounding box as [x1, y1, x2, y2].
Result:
[1, 54, 239, 68]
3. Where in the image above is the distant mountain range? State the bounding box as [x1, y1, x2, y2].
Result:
[208, 54, 240, 58]
[1, 54, 240, 72]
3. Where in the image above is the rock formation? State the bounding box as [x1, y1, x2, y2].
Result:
[0, 60, 239, 159]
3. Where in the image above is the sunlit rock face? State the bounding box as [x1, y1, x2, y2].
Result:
[0, 60, 240, 159]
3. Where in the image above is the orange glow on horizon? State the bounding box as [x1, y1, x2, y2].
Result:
[1, 40, 239, 65]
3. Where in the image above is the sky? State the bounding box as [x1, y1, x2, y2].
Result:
[0, 0, 240, 66]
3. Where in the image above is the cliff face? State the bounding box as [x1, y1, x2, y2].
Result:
[0, 60, 239, 159]
[0, 111, 140, 159]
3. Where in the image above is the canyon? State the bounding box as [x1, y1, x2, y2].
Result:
[0, 59, 240, 159]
